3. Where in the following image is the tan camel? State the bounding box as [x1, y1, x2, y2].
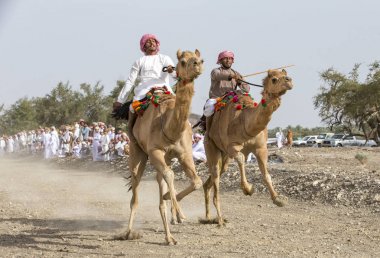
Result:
[117, 49, 204, 245]
[203, 69, 293, 226]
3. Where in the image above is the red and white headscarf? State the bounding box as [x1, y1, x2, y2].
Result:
[139, 34, 160, 54]
[217, 50, 234, 64]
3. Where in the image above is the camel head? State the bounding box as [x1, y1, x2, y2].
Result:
[262, 69, 293, 97]
[176, 49, 204, 81]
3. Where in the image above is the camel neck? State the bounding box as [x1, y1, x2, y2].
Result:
[244, 94, 281, 137]
[164, 80, 195, 142]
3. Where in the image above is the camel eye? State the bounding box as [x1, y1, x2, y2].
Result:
[181, 59, 186, 66]
[272, 77, 278, 83]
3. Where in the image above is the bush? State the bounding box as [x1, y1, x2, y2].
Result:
[355, 153, 368, 165]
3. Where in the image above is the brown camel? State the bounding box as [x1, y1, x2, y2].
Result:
[118, 49, 204, 245]
[203, 69, 293, 226]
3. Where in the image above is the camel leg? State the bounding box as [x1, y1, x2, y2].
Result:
[127, 111, 137, 143]
[203, 137, 225, 226]
[149, 149, 186, 221]
[201, 154, 230, 225]
[254, 147, 288, 207]
[162, 153, 202, 202]
[175, 155, 203, 201]
[156, 172, 177, 245]
[234, 152, 254, 196]
[114, 140, 147, 240]
[166, 154, 203, 224]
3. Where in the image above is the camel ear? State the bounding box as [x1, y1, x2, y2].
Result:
[282, 69, 287, 75]
[267, 69, 274, 77]
[195, 49, 201, 57]
[177, 49, 182, 60]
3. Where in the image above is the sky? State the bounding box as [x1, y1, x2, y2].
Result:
[0, 0, 379, 128]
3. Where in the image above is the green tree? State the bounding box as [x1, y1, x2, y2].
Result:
[79, 82, 113, 124]
[34, 82, 82, 126]
[314, 62, 380, 143]
[0, 98, 38, 134]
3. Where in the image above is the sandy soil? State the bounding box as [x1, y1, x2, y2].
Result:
[0, 147, 379, 257]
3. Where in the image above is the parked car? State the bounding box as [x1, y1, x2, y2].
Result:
[339, 135, 377, 147]
[306, 133, 334, 147]
[267, 138, 277, 146]
[321, 133, 345, 147]
[293, 135, 318, 147]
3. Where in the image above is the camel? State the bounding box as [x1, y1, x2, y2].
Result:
[117, 49, 204, 245]
[203, 69, 293, 226]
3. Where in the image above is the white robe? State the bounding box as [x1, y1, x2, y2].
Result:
[62, 131, 71, 154]
[117, 53, 177, 103]
[43, 133, 52, 159]
[0, 139, 5, 155]
[6, 138, 14, 153]
[276, 131, 284, 149]
[92, 132, 102, 161]
[50, 130, 60, 156]
[192, 140, 207, 161]
[100, 134, 110, 161]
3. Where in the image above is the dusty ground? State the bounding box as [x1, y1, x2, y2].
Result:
[0, 147, 379, 257]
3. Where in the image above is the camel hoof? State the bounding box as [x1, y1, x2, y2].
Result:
[199, 217, 228, 225]
[273, 195, 288, 207]
[171, 215, 184, 225]
[113, 230, 142, 241]
[166, 235, 178, 245]
[163, 192, 170, 200]
[242, 184, 255, 196]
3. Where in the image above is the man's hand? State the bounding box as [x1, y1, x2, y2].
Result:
[112, 102, 123, 118]
[113, 102, 122, 110]
[228, 73, 241, 81]
[166, 65, 174, 73]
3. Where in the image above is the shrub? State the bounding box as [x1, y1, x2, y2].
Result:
[355, 153, 368, 165]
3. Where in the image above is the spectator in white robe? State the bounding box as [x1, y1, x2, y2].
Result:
[43, 128, 52, 159]
[115, 133, 128, 157]
[108, 127, 115, 141]
[100, 129, 111, 161]
[92, 126, 102, 161]
[13, 135, 20, 152]
[26, 131, 34, 153]
[0, 136, 6, 155]
[192, 133, 207, 163]
[276, 129, 284, 149]
[7, 136, 14, 153]
[50, 126, 60, 157]
[73, 122, 80, 142]
[62, 126, 72, 155]
[19, 131, 27, 150]
[72, 141, 81, 158]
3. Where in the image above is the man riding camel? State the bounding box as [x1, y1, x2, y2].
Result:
[195, 50, 249, 130]
[113, 34, 177, 141]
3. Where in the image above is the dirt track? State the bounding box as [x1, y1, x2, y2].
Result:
[0, 150, 379, 257]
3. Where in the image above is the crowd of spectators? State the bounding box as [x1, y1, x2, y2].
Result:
[0, 119, 130, 161]
[0, 119, 208, 165]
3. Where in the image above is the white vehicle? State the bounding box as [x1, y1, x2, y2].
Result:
[306, 133, 334, 147]
[292, 135, 317, 147]
[321, 134, 345, 147]
[340, 135, 377, 147]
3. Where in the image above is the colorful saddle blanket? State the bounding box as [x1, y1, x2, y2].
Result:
[214, 91, 266, 112]
[132, 86, 172, 115]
